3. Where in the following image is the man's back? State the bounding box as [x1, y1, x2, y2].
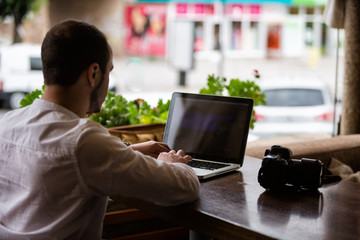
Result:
[0, 99, 107, 239]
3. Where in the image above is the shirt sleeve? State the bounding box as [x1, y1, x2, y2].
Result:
[75, 124, 200, 206]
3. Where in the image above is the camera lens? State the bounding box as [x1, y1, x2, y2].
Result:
[288, 158, 324, 189]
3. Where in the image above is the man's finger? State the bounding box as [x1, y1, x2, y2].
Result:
[183, 155, 192, 162]
[176, 149, 185, 156]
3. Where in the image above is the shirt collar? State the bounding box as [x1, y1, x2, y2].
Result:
[34, 99, 81, 119]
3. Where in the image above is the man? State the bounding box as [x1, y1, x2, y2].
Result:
[0, 20, 199, 239]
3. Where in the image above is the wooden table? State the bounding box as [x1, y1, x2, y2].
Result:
[112, 156, 360, 240]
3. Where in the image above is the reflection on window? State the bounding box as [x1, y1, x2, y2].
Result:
[264, 89, 324, 107]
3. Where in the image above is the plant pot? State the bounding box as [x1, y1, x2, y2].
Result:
[107, 123, 166, 144]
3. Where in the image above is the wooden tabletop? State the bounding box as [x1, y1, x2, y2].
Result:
[111, 156, 360, 240]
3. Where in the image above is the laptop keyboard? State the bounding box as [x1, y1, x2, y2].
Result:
[188, 160, 230, 170]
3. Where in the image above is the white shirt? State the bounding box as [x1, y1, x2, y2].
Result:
[0, 99, 200, 239]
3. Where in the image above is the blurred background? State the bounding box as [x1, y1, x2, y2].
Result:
[0, 0, 344, 141]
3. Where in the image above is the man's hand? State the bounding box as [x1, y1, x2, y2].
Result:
[157, 150, 192, 164]
[131, 141, 171, 158]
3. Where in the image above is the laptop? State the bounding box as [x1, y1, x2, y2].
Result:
[163, 92, 254, 179]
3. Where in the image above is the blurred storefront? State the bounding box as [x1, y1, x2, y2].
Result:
[125, 0, 341, 61]
[0, 0, 340, 61]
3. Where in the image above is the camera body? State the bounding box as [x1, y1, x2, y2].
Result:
[258, 145, 324, 190]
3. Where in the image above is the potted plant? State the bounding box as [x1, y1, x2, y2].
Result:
[20, 89, 170, 144]
[87, 92, 170, 144]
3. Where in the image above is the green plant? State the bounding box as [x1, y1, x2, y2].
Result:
[20, 87, 170, 128]
[199, 70, 266, 129]
[19, 85, 44, 108]
[87, 91, 170, 128]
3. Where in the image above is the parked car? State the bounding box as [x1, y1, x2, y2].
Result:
[0, 43, 117, 109]
[0, 44, 43, 109]
[251, 79, 337, 138]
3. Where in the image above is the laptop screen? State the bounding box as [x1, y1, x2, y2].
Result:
[163, 92, 253, 165]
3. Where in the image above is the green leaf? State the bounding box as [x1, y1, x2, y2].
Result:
[199, 74, 225, 96]
[199, 72, 267, 129]
[20, 87, 44, 108]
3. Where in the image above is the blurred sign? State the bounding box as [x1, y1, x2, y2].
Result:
[124, 4, 167, 56]
[176, 3, 214, 16]
[135, 0, 325, 5]
[225, 4, 261, 16]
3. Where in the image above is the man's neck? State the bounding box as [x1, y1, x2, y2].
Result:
[42, 84, 89, 118]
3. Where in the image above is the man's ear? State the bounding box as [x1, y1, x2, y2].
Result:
[87, 63, 100, 87]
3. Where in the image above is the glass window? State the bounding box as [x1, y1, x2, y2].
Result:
[0, 1, 345, 139]
[250, 22, 260, 49]
[263, 89, 324, 107]
[231, 21, 242, 50]
[213, 24, 220, 50]
[194, 21, 204, 52]
[289, 7, 299, 15]
[306, 7, 315, 15]
[305, 22, 314, 46]
[30, 57, 42, 71]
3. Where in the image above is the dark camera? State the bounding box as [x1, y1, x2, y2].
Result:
[258, 145, 324, 190]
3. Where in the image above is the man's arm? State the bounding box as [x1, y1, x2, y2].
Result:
[76, 126, 200, 206]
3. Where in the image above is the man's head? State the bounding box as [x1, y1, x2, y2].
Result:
[41, 20, 113, 116]
[41, 20, 110, 86]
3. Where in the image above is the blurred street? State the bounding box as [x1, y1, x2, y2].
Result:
[113, 55, 344, 106]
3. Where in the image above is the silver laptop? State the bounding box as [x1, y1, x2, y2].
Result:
[163, 92, 254, 179]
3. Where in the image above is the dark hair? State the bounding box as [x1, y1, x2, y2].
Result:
[41, 20, 110, 86]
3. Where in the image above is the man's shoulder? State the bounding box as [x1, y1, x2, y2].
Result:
[77, 118, 108, 133]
